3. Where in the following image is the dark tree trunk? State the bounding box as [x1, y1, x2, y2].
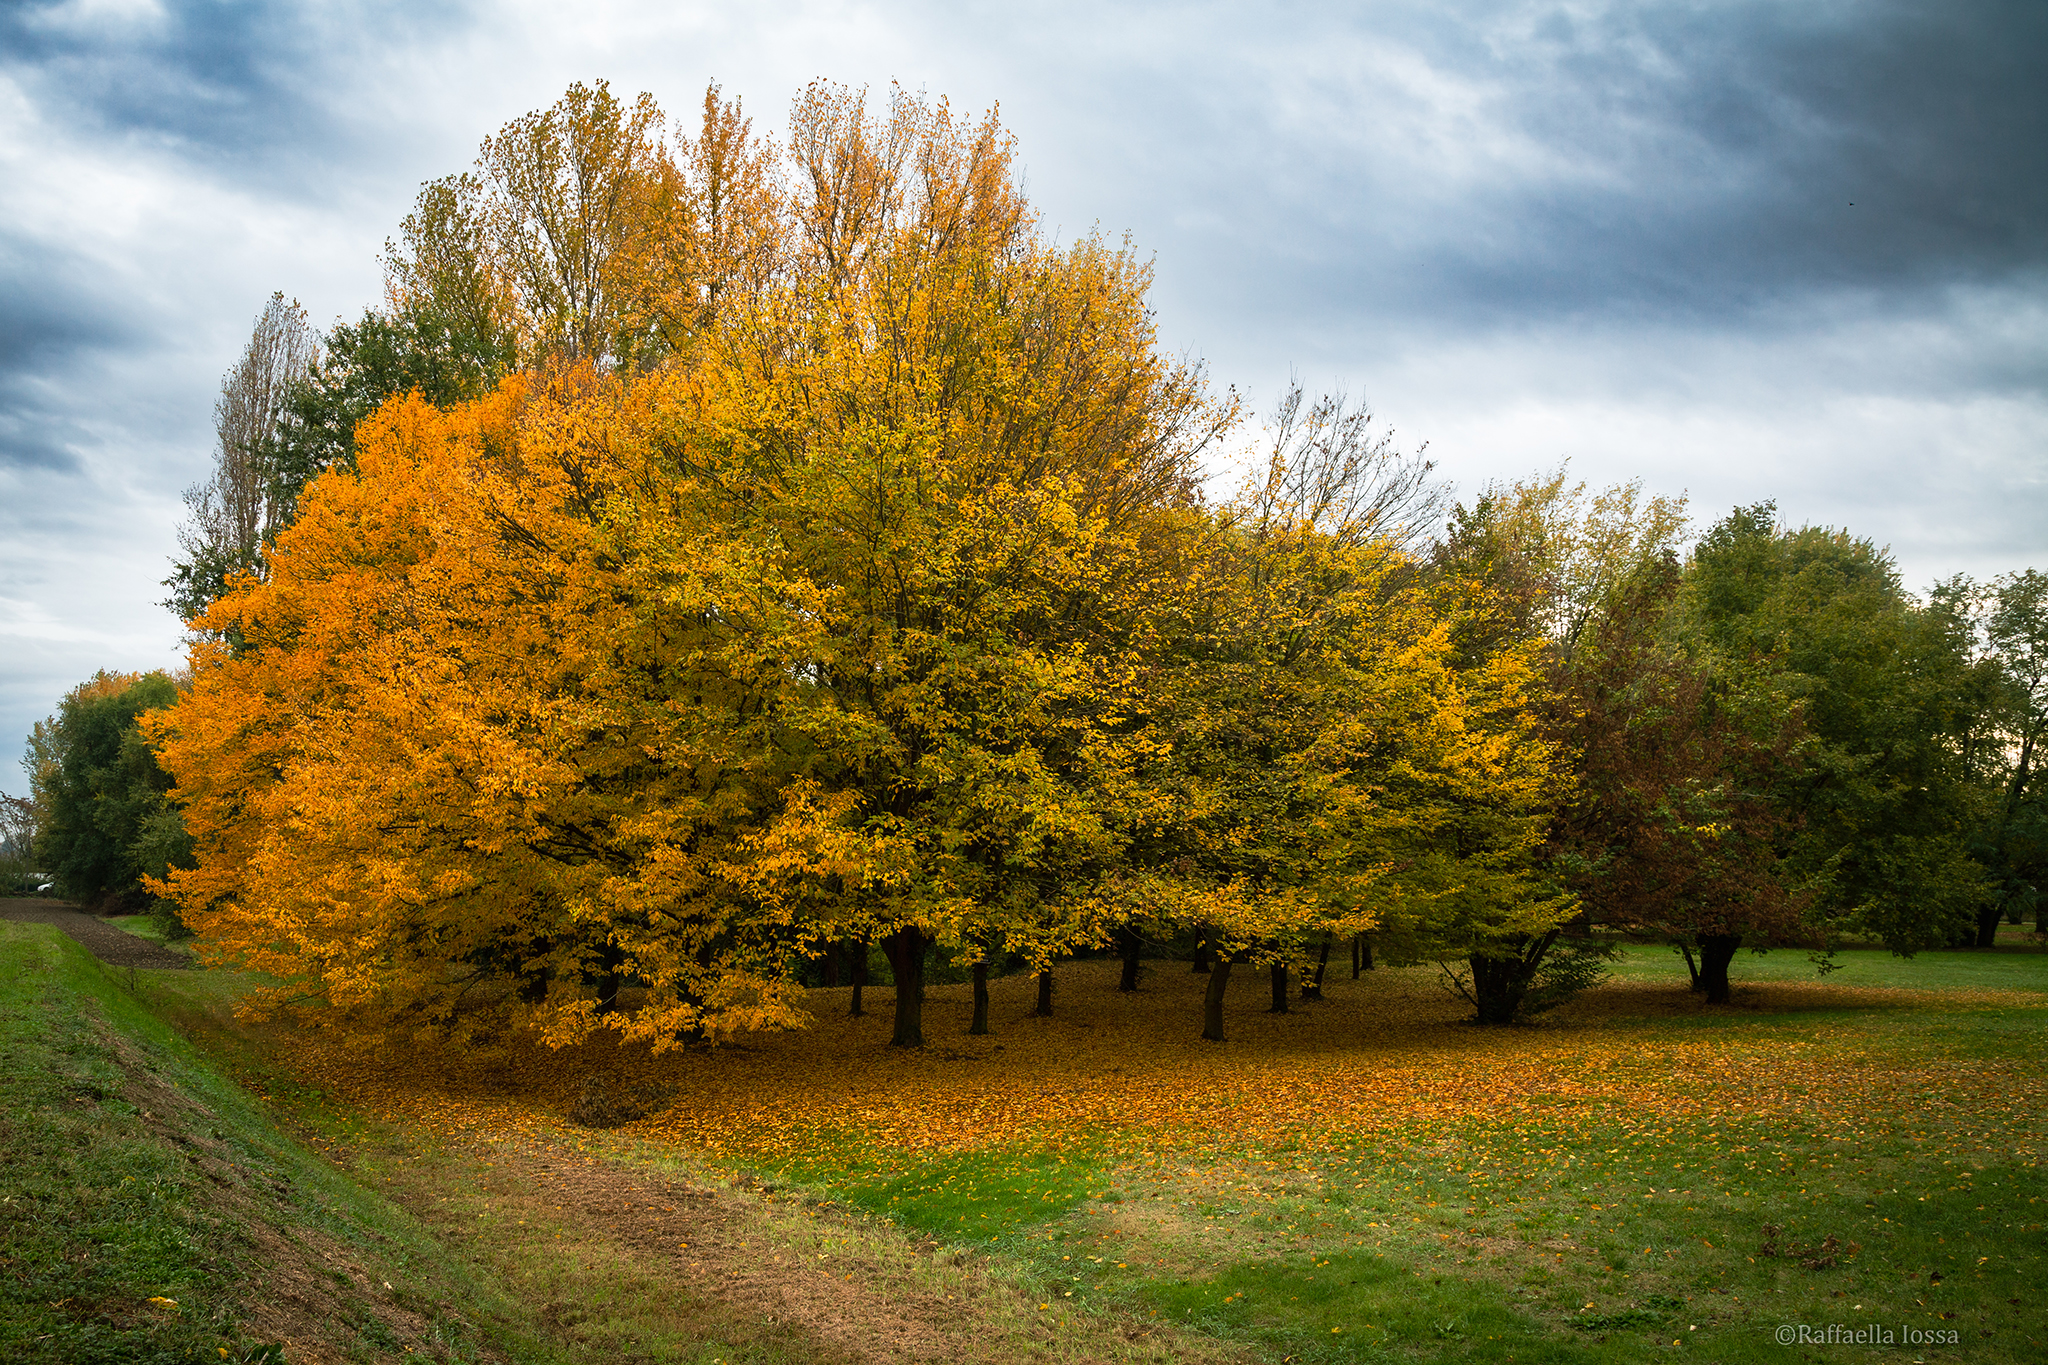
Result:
[849, 937, 868, 1016]
[823, 939, 842, 988]
[1118, 926, 1142, 991]
[1034, 967, 1054, 1017]
[969, 960, 990, 1035]
[670, 940, 718, 1044]
[1680, 942, 1702, 991]
[1975, 900, 2006, 949]
[1202, 957, 1233, 1041]
[518, 938, 554, 1005]
[1698, 933, 1741, 1005]
[595, 940, 625, 1016]
[1350, 932, 1361, 979]
[1268, 962, 1289, 1013]
[1359, 934, 1374, 970]
[1468, 953, 1528, 1025]
[1303, 934, 1330, 1000]
[883, 927, 927, 1046]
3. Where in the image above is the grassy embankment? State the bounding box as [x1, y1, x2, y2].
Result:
[0, 920, 546, 1363]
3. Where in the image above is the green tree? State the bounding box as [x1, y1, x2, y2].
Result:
[1677, 504, 1994, 952]
[24, 672, 188, 917]
[1973, 568, 2048, 942]
[264, 304, 517, 516]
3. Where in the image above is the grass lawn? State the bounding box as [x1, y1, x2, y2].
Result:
[102, 914, 192, 951]
[140, 940, 2037, 1364]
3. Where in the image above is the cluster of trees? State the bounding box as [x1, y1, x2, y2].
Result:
[31, 79, 2043, 1050]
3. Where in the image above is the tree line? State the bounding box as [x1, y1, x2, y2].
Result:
[23, 80, 2048, 1049]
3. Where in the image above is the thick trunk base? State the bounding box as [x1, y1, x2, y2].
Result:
[1469, 953, 1527, 1025]
[1303, 934, 1330, 1000]
[1118, 928, 1141, 991]
[1268, 963, 1289, 1013]
[884, 927, 927, 1046]
[1202, 958, 1233, 1041]
[1034, 968, 1054, 1017]
[1698, 933, 1740, 1005]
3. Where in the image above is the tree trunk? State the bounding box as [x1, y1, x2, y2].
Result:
[1034, 967, 1054, 1017]
[883, 927, 927, 1046]
[1697, 933, 1741, 1005]
[1202, 957, 1233, 1041]
[1468, 953, 1527, 1025]
[1359, 934, 1374, 970]
[1350, 932, 1360, 979]
[518, 939, 554, 1005]
[1679, 942, 1702, 991]
[595, 940, 625, 1016]
[849, 937, 868, 1016]
[970, 960, 990, 1035]
[1303, 933, 1330, 1000]
[1118, 926, 1141, 991]
[1975, 900, 2005, 949]
[823, 940, 842, 988]
[1268, 962, 1288, 1013]
[1192, 927, 1213, 974]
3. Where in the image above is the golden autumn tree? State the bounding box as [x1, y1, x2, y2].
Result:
[150, 374, 858, 1046]
[1134, 405, 1570, 1041]
[676, 83, 1232, 1046]
[1397, 473, 1696, 1023]
[152, 82, 1230, 1049]
[384, 80, 783, 373]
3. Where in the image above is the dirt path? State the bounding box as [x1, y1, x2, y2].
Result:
[369, 1133, 1219, 1365]
[0, 897, 190, 969]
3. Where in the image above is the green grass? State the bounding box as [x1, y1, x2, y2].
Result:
[756, 1139, 1109, 1240]
[714, 950, 2048, 1363]
[0, 922, 544, 1364]
[1606, 940, 2048, 992]
[102, 915, 187, 949]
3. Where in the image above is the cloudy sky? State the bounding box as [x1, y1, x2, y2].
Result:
[3, 0, 2044, 796]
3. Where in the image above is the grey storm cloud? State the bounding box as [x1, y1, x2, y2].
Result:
[1134, 0, 2048, 331]
[0, 0, 472, 187]
[0, 228, 139, 389]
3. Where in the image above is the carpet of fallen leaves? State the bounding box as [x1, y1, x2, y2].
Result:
[268, 960, 2048, 1179]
